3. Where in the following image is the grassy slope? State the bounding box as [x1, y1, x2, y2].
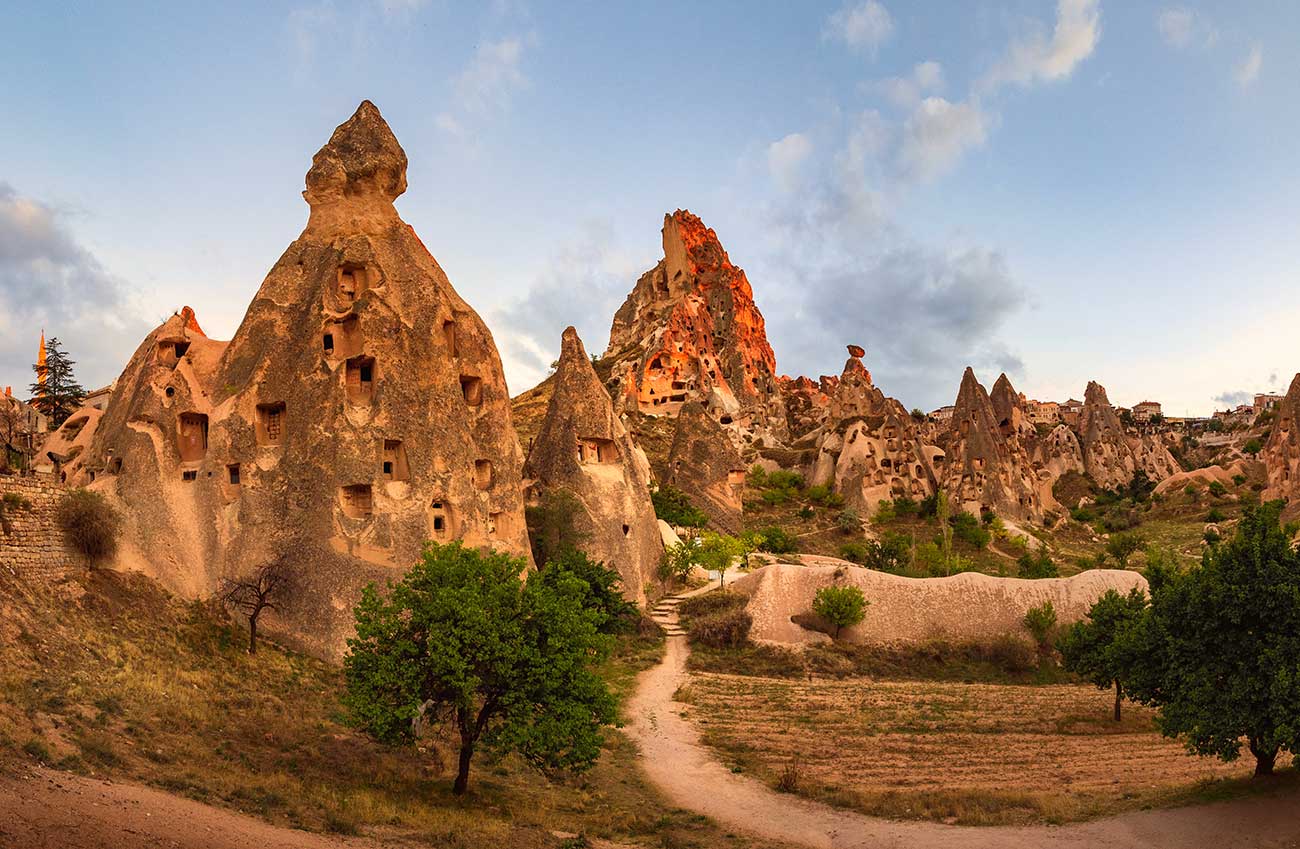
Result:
[0, 568, 783, 849]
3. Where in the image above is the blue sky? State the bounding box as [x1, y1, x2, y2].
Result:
[2, 0, 1297, 415]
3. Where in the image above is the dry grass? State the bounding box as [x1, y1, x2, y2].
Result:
[686, 672, 1294, 826]
[0, 568, 781, 849]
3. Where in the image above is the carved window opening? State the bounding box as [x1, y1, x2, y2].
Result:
[340, 484, 373, 518]
[719, 415, 732, 425]
[323, 333, 334, 354]
[577, 437, 619, 465]
[182, 470, 197, 482]
[727, 469, 746, 486]
[443, 319, 457, 356]
[488, 512, 502, 535]
[460, 375, 483, 407]
[622, 524, 630, 536]
[228, 463, 241, 485]
[165, 386, 175, 398]
[346, 356, 376, 404]
[177, 412, 209, 462]
[382, 439, 409, 481]
[474, 459, 493, 490]
[256, 402, 286, 446]
[109, 457, 123, 474]
[337, 264, 369, 303]
[156, 340, 191, 368]
[428, 500, 451, 536]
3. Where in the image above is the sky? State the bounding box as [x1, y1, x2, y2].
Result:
[2, 0, 1298, 416]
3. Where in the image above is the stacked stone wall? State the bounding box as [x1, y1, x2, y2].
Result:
[0, 475, 78, 579]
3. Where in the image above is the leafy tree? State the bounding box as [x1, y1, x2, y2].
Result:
[29, 337, 85, 428]
[651, 485, 709, 528]
[344, 542, 616, 795]
[950, 511, 991, 549]
[910, 408, 925, 421]
[1017, 551, 1059, 579]
[1125, 504, 1300, 776]
[538, 548, 637, 633]
[218, 557, 299, 654]
[812, 585, 867, 638]
[659, 537, 701, 585]
[1057, 589, 1148, 721]
[524, 489, 587, 566]
[1022, 601, 1058, 658]
[862, 533, 910, 574]
[698, 533, 746, 589]
[1105, 532, 1144, 567]
[1243, 438, 1262, 456]
[1208, 480, 1227, 498]
[756, 525, 797, 554]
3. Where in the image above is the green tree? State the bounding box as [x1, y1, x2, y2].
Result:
[1243, 438, 1263, 456]
[30, 337, 85, 428]
[698, 533, 745, 589]
[524, 489, 587, 566]
[1125, 504, 1300, 776]
[863, 533, 911, 574]
[659, 537, 701, 585]
[1105, 532, 1143, 567]
[343, 542, 616, 795]
[1022, 601, 1058, 659]
[812, 585, 867, 638]
[1057, 589, 1148, 721]
[538, 548, 637, 633]
[651, 485, 709, 528]
[755, 525, 797, 554]
[1017, 551, 1059, 579]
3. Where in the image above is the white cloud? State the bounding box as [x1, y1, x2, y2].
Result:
[980, 0, 1101, 91]
[898, 97, 989, 183]
[1234, 44, 1263, 87]
[436, 35, 534, 139]
[824, 1, 894, 55]
[1157, 7, 1218, 49]
[767, 133, 814, 193]
[871, 60, 945, 108]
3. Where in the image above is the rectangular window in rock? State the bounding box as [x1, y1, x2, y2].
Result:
[474, 459, 493, 490]
[322, 333, 334, 354]
[460, 375, 483, 407]
[337, 264, 369, 303]
[228, 463, 241, 485]
[182, 470, 197, 481]
[177, 412, 209, 462]
[488, 511, 501, 535]
[443, 319, 457, 356]
[382, 439, 409, 481]
[577, 437, 619, 465]
[428, 500, 451, 537]
[256, 402, 286, 446]
[156, 340, 191, 368]
[346, 356, 377, 404]
[340, 484, 373, 518]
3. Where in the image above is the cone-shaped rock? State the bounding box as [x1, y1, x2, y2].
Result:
[83, 102, 530, 656]
[808, 352, 940, 514]
[941, 368, 1043, 521]
[1263, 373, 1300, 503]
[524, 327, 661, 604]
[1078, 381, 1138, 491]
[990, 373, 1034, 440]
[665, 401, 746, 533]
[605, 210, 786, 445]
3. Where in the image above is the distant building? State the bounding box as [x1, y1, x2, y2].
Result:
[929, 405, 955, 422]
[1027, 399, 1059, 425]
[1133, 400, 1162, 423]
[1059, 398, 1083, 427]
[83, 382, 116, 411]
[1254, 393, 1285, 414]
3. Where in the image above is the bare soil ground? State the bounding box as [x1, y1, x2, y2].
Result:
[685, 673, 1294, 825]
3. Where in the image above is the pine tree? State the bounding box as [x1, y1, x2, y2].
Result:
[30, 337, 85, 428]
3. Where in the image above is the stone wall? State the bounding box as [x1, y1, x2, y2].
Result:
[0, 475, 78, 579]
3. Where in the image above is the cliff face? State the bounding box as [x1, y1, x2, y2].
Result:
[1263, 373, 1300, 504]
[524, 327, 662, 604]
[82, 101, 530, 657]
[807, 351, 940, 516]
[1078, 381, 1138, 491]
[939, 369, 1045, 522]
[665, 402, 746, 533]
[604, 210, 786, 448]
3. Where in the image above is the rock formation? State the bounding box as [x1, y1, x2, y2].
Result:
[807, 350, 939, 515]
[665, 402, 746, 532]
[523, 327, 662, 604]
[82, 101, 531, 656]
[1263, 373, 1300, 504]
[990, 373, 1035, 441]
[1078, 381, 1137, 491]
[778, 375, 833, 441]
[939, 369, 1044, 522]
[604, 210, 786, 447]
[1033, 424, 1085, 486]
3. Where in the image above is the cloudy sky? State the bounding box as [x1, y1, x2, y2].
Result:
[2, 1, 1297, 415]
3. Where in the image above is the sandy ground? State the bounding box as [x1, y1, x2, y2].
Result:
[625, 603, 1300, 849]
[0, 768, 390, 849]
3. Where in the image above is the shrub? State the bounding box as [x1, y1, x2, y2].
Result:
[862, 533, 910, 574]
[688, 607, 752, 648]
[1105, 532, 1144, 567]
[872, 499, 896, 523]
[1017, 551, 1059, 579]
[805, 484, 833, 504]
[679, 591, 746, 619]
[917, 493, 940, 519]
[765, 470, 805, 491]
[761, 489, 791, 506]
[756, 525, 798, 554]
[838, 542, 868, 564]
[797, 506, 815, 520]
[57, 488, 121, 566]
[1232, 474, 1248, 487]
[1243, 438, 1262, 456]
[651, 485, 709, 528]
[1022, 601, 1058, 657]
[950, 511, 990, 549]
[836, 509, 861, 534]
[1203, 527, 1221, 544]
[777, 760, 801, 793]
[1206, 507, 1225, 523]
[812, 585, 867, 638]
[892, 496, 918, 517]
[1208, 480, 1227, 498]
[746, 464, 768, 487]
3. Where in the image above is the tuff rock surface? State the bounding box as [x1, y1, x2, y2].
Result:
[523, 327, 662, 604]
[665, 401, 746, 533]
[1263, 373, 1300, 504]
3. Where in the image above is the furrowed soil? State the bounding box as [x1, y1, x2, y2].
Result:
[683, 672, 1295, 826]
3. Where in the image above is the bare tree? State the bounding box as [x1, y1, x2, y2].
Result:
[0, 401, 27, 472]
[218, 558, 298, 654]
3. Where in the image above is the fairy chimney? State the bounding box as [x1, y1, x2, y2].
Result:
[665, 401, 747, 533]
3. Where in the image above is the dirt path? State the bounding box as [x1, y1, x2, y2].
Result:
[627, 593, 1300, 849]
[0, 768, 390, 849]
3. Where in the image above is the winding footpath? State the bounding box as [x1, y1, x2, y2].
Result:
[628, 590, 1300, 849]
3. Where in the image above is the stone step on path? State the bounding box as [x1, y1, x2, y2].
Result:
[649, 591, 695, 638]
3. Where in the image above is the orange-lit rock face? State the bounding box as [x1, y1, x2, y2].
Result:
[605, 210, 786, 447]
[1263, 373, 1300, 504]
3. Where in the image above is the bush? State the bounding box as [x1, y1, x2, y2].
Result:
[651, 485, 709, 528]
[836, 509, 861, 534]
[862, 533, 911, 574]
[892, 496, 918, 517]
[679, 590, 745, 619]
[57, 488, 121, 566]
[805, 484, 833, 504]
[746, 464, 768, 487]
[838, 542, 868, 564]
[812, 585, 867, 638]
[1206, 507, 1225, 523]
[765, 470, 805, 491]
[687, 607, 752, 648]
[950, 511, 990, 549]
[1208, 481, 1227, 498]
[1233, 474, 1248, 487]
[1023, 601, 1058, 657]
[1017, 551, 1059, 579]
[872, 499, 896, 523]
[761, 488, 791, 507]
[797, 506, 815, 520]
[757, 526, 798, 554]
